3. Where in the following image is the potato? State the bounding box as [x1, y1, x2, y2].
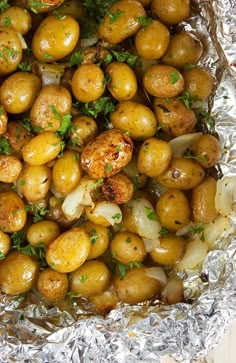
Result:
[106, 62, 137, 101]
[89, 284, 118, 314]
[98, 0, 146, 44]
[0, 7, 31, 35]
[47, 196, 74, 229]
[150, 235, 186, 265]
[156, 158, 205, 190]
[190, 134, 221, 168]
[81, 129, 133, 179]
[0, 27, 22, 76]
[22, 131, 62, 166]
[32, 15, 79, 62]
[162, 32, 203, 69]
[191, 177, 217, 223]
[110, 231, 146, 264]
[115, 267, 160, 304]
[0, 155, 22, 183]
[0, 191, 26, 232]
[37, 268, 69, 302]
[81, 221, 110, 260]
[0, 230, 11, 258]
[151, 0, 190, 25]
[30, 85, 72, 132]
[110, 101, 157, 140]
[143, 65, 184, 98]
[46, 227, 91, 273]
[101, 173, 134, 204]
[0, 105, 7, 135]
[71, 64, 105, 103]
[69, 116, 98, 151]
[134, 56, 158, 81]
[135, 0, 152, 5]
[5, 121, 32, 157]
[23, 0, 65, 13]
[20, 164, 51, 202]
[153, 97, 197, 136]
[26, 220, 60, 247]
[49, 0, 85, 20]
[122, 155, 148, 189]
[182, 67, 214, 100]
[0, 250, 39, 295]
[70, 260, 112, 297]
[156, 189, 191, 231]
[135, 20, 170, 60]
[137, 138, 172, 178]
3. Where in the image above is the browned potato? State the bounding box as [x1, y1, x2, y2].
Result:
[49, 0, 85, 19]
[156, 158, 205, 190]
[0, 230, 11, 258]
[151, 0, 190, 25]
[0, 27, 22, 76]
[190, 134, 221, 168]
[135, 0, 152, 5]
[0, 250, 39, 295]
[20, 164, 51, 202]
[143, 65, 184, 98]
[0, 191, 26, 232]
[122, 154, 148, 189]
[156, 189, 191, 231]
[182, 68, 214, 100]
[0, 155, 22, 183]
[110, 231, 146, 264]
[98, 0, 146, 44]
[101, 173, 134, 204]
[150, 235, 186, 265]
[191, 177, 217, 223]
[0, 7, 32, 35]
[81, 221, 110, 259]
[27, 220, 60, 247]
[37, 268, 69, 302]
[81, 129, 133, 179]
[47, 196, 74, 229]
[0, 105, 7, 135]
[106, 62, 137, 101]
[69, 116, 98, 151]
[23, 0, 65, 13]
[153, 97, 197, 136]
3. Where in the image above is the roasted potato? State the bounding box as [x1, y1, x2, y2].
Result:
[150, 235, 186, 265]
[182, 67, 214, 100]
[0, 191, 26, 232]
[0, 155, 22, 183]
[0, 7, 32, 35]
[37, 268, 69, 302]
[190, 134, 221, 168]
[191, 177, 217, 223]
[151, 0, 190, 25]
[0, 27, 22, 76]
[101, 173, 134, 204]
[110, 231, 146, 264]
[20, 164, 51, 202]
[0, 230, 11, 258]
[81, 221, 110, 260]
[26, 220, 60, 247]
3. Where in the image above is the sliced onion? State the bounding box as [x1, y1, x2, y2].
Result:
[32, 61, 66, 86]
[91, 201, 122, 225]
[176, 221, 194, 236]
[80, 33, 98, 48]
[215, 176, 236, 216]
[144, 267, 167, 288]
[204, 215, 231, 250]
[17, 32, 27, 49]
[169, 132, 202, 158]
[161, 275, 184, 305]
[143, 238, 160, 252]
[175, 238, 208, 271]
[41, 71, 60, 86]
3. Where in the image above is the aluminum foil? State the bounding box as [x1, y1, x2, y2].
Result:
[0, 1, 236, 362]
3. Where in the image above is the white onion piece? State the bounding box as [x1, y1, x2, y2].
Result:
[42, 71, 60, 86]
[80, 33, 98, 48]
[144, 267, 167, 288]
[215, 176, 236, 216]
[91, 201, 122, 225]
[176, 221, 194, 236]
[161, 275, 184, 305]
[204, 215, 231, 250]
[17, 32, 27, 49]
[169, 132, 202, 158]
[175, 238, 208, 271]
[143, 238, 160, 252]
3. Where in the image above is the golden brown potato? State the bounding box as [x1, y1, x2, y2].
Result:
[0, 7, 32, 35]
[110, 101, 157, 140]
[47, 196, 74, 229]
[151, 0, 190, 25]
[23, 0, 65, 13]
[143, 65, 184, 98]
[20, 164, 51, 202]
[37, 268, 69, 302]
[190, 134, 221, 168]
[0, 27, 22, 76]
[134, 56, 158, 81]
[110, 231, 146, 264]
[156, 158, 205, 190]
[0, 191, 26, 232]
[0, 105, 7, 135]
[81, 221, 110, 260]
[27, 220, 60, 247]
[135, 0, 152, 5]
[191, 177, 217, 223]
[122, 154, 148, 189]
[70, 260, 112, 297]
[0, 250, 39, 295]
[49, 0, 85, 19]
[46, 227, 91, 273]
[101, 173, 134, 204]
[0, 230, 11, 258]
[150, 236, 186, 265]
[81, 129, 133, 179]
[0, 155, 22, 183]
[182, 68, 214, 100]
[69, 116, 98, 151]
[5, 121, 32, 157]
[98, 0, 146, 44]
[156, 189, 191, 231]
[153, 97, 197, 136]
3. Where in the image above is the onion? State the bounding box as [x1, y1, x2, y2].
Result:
[215, 176, 236, 216]
[176, 221, 194, 236]
[32, 61, 66, 86]
[175, 238, 208, 271]
[169, 132, 202, 158]
[91, 201, 122, 225]
[161, 275, 184, 305]
[41, 71, 60, 86]
[143, 238, 160, 252]
[80, 33, 98, 48]
[17, 32, 27, 49]
[204, 215, 231, 250]
[145, 267, 167, 288]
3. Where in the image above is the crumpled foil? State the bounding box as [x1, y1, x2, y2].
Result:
[0, 1, 236, 362]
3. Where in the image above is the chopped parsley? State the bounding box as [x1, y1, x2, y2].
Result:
[190, 222, 205, 242]
[184, 149, 207, 163]
[137, 16, 152, 28]
[105, 163, 112, 172]
[127, 261, 143, 268]
[177, 91, 202, 109]
[18, 61, 32, 72]
[0, 137, 11, 154]
[105, 8, 124, 24]
[67, 51, 84, 68]
[159, 226, 169, 236]
[3, 15, 11, 27]
[111, 50, 137, 67]
[118, 263, 126, 280]
[80, 274, 87, 283]
[0, 0, 9, 12]
[29, 0, 47, 13]
[0, 251, 5, 260]
[112, 213, 121, 220]
[90, 228, 99, 244]
[25, 203, 49, 222]
[169, 71, 180, 84]
[144, 206, 158, 221]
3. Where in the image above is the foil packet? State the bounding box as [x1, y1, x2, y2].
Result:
[0, 0, 236, 362]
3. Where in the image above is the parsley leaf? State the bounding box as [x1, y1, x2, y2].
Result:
[184, 149, 207, 163]
[177, 91, 202, 109]
[3, 15, 11, 27]
[111, 50, 137, 67]
[190, 222, 205, 242]
[118, 263, 126, 280]
[137, 16, 152, 28]
[127, 261, 143, 268]
[0, 137, 11, 154]
[169, 71, 180, 84]
[76, 97, 115, 120]
[29, 0, 47, 13]
[159, 226, 169, 236]
[67, 51, 84, 68]
[144, 206, 158, 221]
[80, 274, 87, 283]
[105, 8, 124, 23]
[0, 0, 9, 12]
[18, 61, 32, 72]
[112, 213, 121, 220]
[90, 228, 99, 244]
[0, 251, 5, 260]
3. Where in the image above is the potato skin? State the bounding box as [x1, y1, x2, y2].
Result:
[27, 220, 60, 247]
[0, 105, 7, 135]
[81, 221, 110, 260]
[101, 173, 134, 204]
[37, 268, 69, 302]
[150, 236, 186, 265]
[0, 191, 26, 232]
[110, 231, 146, 264]
[190, 134, 221, 168]
[0, 27, 22, 76]
[5, 121, 32, 157]
[0, 7, 32, 35]
[0, 230, 11, 257]
[183, 68, 214, 100]
[151, 0, 190, 25]
[0, 155, 22, 183]
[23, 0, 65, 13]
[0, 250, 39, 295]
[81, 129, 133, 179]
[98, 0, 146, 44]
[69, 116, 98, 151]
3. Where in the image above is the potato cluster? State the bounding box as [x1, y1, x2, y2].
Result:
[0, 0, 223, 311]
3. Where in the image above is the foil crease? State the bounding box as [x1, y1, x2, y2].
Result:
[0, 1, 236, 362]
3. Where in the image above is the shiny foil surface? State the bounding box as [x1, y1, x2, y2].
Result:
[0, 1, 236, 362]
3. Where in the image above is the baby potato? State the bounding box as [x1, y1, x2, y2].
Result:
[153, 97, 197, 136]
[52, 150, 82, 196]
[32, 15, 79, 62]
[0, 250, 39, 295]
[27, 220, 60, 247]
[0, 7, 32, 35]
[162, 32, 203, 69]
[190, 134, 221, 168]
[98, 0, 146, 44]
[134, 0, 152, 5]
[110, 101, 157, 140]
[0, 155, 22, 183]
[137, 138, 172, 178]
[151, 0, 190, 25]
[71, 64, 105, 103]
[0, 191, 26, 232]
[69, 116, 98, 151]
[0, 230, 11, 258]
[81, 129, 133, 179]
[110, 231, 146, 264]
[30, 85, 72, 132]
[143, 65, 184, 98]
[182, 68, 214, 100]
[135, 20, 170, 60]
[0, 27, 22, 76]
[191, 177, 217, 223]
[101, 173, 134, 204]
[5, 121, 32, 157]
[150, 235, 186, 265]
[134, 56, 158, 81]
[81, 221, 110, 259]
[106, 62, 137, 101]
[46, 227, 91, 273]
[23, 0, 65, 13]
[20, 164, 51, 202]
[0, 72, 41, 114]
[122, 154, 148, 189]
[89, 283, 118, 314]
[70, 260, 112, 297]
[37, 268, 69, 302]
[0, 105, 7, 135]
[156, 189, 191, 231]
[22, 131, 62, 166]
[85, 206, 111, 227]
[156, 158, 205, 190]
[115, 267, 160, 304]
[49, 0, 85, 19]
